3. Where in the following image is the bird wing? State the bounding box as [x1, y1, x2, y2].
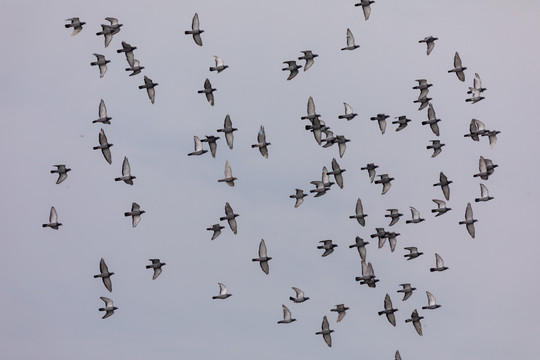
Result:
[225, 132, 234, 150]
[192, 13, 200, 30]
[282, 305, 291, 320]
[410, 206, 420, 219]
[426, 291, 436, 306]
[146, 87, 155, 104]
[368, 168, 376, 183]
[454, 52, 462, 68]
[224, 160, 232, 178]
[384, 294, 392, 309]
[50, 206, 58, 223]
[307, 96, 315, 115]
[336, 311, 346, 322]
[153, 268, 162, 280]
[99, 258, 108, 273]
[346, 28, 355, 47]
[103, 276, 112, 292]
[479, 156, 487, 173]
[480, 183, 489, 197]
[363, 4, 371, 20]
[99, 99, 107, 118]
[105, 17, 119, 26]
[122, 157, 131, 176]
[257, 126, 266, 143]
[132, 214, 141, 227]
[382, 181, 391, 195]
[100, 297, 113, 307]
[287, 69, 299, 80]
[228, 217, 237, 234]
[206, 92, 214, 106]
[338, 142, 346, 158]
[224, 114, 232, 129]
[413, 319, 423, 336]
[218, 282, 228, 295]
[322, 315, 330, 330]
[467, 223, 476, 238]
[56, 173, 67, 184]
[304, 58, 314, 71]
[99, 128, 108, 146]
[378, 118, 387, 134]
[224, 202, 233, 217]
[323, 333, 332, 347]
[331, 158, 340, 173]
[387, 312, 396, 326]
[435, 253, 444, 267]
[102, 147, 112, 164]
[259, 239, 267, 257]
[465, 202, 473, 220]
[344, 102, 353, 115]
[430, 122, 440, 136]
[214, 56, 224, 67]
[474, 73, 482, 89]
[426, 41, 435, 55]
[292, 287, 304, 298]
[427, 103, 435, 120]
[321, 248, 334, 257]
[322, 166, 330, 184]
[194, 136, 203, 151]
[126, 51, 135, 67]
[355, 198, 363, 215]
[193, 33, 203, 46]
[260, 261, 269, 275]
[396, 350, 402, 360]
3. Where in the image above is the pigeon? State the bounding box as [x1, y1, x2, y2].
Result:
[419, 36, 438, 55]
[188, 136, 208, 156]
[349, 198, 367, 226]
[370, 114, 389, 134]
[305, 117, 325, 145]
[475, 183, 494, 202]
[484, 130, 501, 148]
[413, 95, 432, 111]
[392, 116, 411, 131]
[298, 50, 318, 71]
[207, 224, 225, 240]
[459, 202, 477, 238]
[124, 202, 145, 227]
[93, 128, 113, 164]
[433, 172, 452, 201]
[395, 350, 402, 360]
[310, 166, 334, 197]
[355, 0, 375, 20]
[93, 258, 114, 292]
[397, 283, 416, 301]
[282, 61, 302, 80]
[430, 253, 448, 272]
[125, 59, 144, 76]
[448, 51, 467, 81]
[315, 316, 334, 347]
[99, 297, 118, 319]
[331, 304, 349, 322]
[96, 25, 116, 48]
[301, 96, 321, 121]
[375, 174, 394, 195]
[289, 189, 308, 208]
[341, 28, 360, 50]
[51, 165, 71, 184]
[146, 259, 166, 280]
[220, 202, 239, 234]
[251, 126, 271, 158]
[371, 228, 388, 248]
[138, 76, 158, 104]
[200, 135, 220, 158]
[289, 287, 309, 303]
[386, 232, 400, 252]
[209, 56, 229, 73]
[422, 291, 441, 309]
[474, 156, 498, 180]
[465, 94, 485, 104]
[90, 54, 110, 78]
[431, 199, 451, 217]
[356, 261, 378, 287]
[317, 240, 338, 257]
[468, 73, 487, 95]
[114, 157, 135, 185]
[42, 206, 62, 229]
[404, 247, 423, 260]
[338, 103, 357, 121]
[278, 305, 296, 324]
[65, 17, 85, 36]
[217, 115, 237, 150]
[105, 17, 123, 34]
[93, 99, 112, 124]
[336, 135, 350, 158]
[405, 309, 424, 336]
[349, 236, 369, 261]
[427, 140, 445, 158]
[361, 163, 379, 183]
[326, 158, 345, 188]
[422, 103, 441, 136]
[377, 294, 398, 326]
[218, 160, 237, 187]
[185, 13, 204, 46]
[464, 119, 488, 141]
[212, 282, 232, 299]
[385, 209, 403, 226]
[252, 239, 272, 274]
[198, 78, 216, 106]
[116, 41, 136, 67]
[413, 79, 433, 99]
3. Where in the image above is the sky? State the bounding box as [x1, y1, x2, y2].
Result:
[1, 0, 540, 359]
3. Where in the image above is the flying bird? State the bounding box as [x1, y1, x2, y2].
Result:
[93, 128, 113, 164]
[209, 56, 229, 73]
[327, 158, 345, 189]
[473, 156, 498, 180]
[138, 76, 158, 104]
[251, 126, 271, 158]
[397, 283, 416, 301]
[331, 304, 349, 322]
[370, 113, 389, 134]
[93, 258, 114, 292]
[371, 228, 388, 248]
[125, 59, 144, 76]
[301, 96, 321, 121]
[220, 202, 239, 234]
[207, 224, 225, 240]
[289, 287, 309, 303]
[200, 135, 220, 158]
[218, 160, 237, 187]
[93, 99, 112, 124]
[349, 236, 369, 261]
[468, 73, 487, 95]
[484, 130, 501, 149]
[378, 294, 398, 326]
[42, 206, 62, 229]
[431, 199, 451, 217]
[430, 253, 448, 272]
[419, 36, 438, 55]
[289, 189, 308, 208]
[405, 309, 424, 336]
[252, 239, 272, 274]
[404, 247, 423, 260]
[338, 103, 357, 121]
[298, 50, 318, 71]
[375, 174, 394, 195]
[361, 163, 379, 183]
[475, 183, 494, 202]
[413, 79, 433, 99]
[317, 240, 338, 257]
[198, 78, 216, 106]
[422, 291, 441, 310]
[341, 28, 360, 51]
[104, 17, 123, 34]
[356, 261, 378, 287]
[212, 282, 232, 299]
[386, 232, 400, 252]
[216, 115, 237, 150]
[188, 136, 208, 156]
[116, 41, 137, 67]
[95, 25, 115, 48]
[124, 202, 145, 227]
[427, 140, 445, 158]
[433, 172, 452, 200]
[355, 0, 375, 20]
[422, 103, 441, 136]
[448, 51, 467, 81]
[335, 135, 350, 158]
[315, 316, 334, 347]
[278, 305, 296, 324]
[464, 119, 487, 141]
[65, 17, 85, 36]
[349, 198, 367, 226]
[114, 157, 135, 185]
[51, 165, 71, 184]
[99, 297, 118, 319]
[459, 202, 477, 238]
[392, 116, 411, 131]
[282, 61, 302, 80]
[385, 209, 403, 226]
[146, 259, 166, 280]
[185, 13, 204, 46]
[90, 53, 110, 78]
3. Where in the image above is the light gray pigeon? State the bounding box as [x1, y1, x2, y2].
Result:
[465, 94, 485, 104]
[422, 103, 441, 136]
[207, 224, 225, 240]
[290, 189, 308, 208]
[341, 28, 360, 50]
[361, 163, 379, 183]
[185, 13, 204, 46]
[278, 304, 296, 324]
[427, 140, 445, 158]
[125, 59, 144, 76]
[138, 76, 158, 104]
[378, 294, 398, 326]
[317, 240, 338, 257]
[473, 156, 498, 180]
[200, 135, 220, 158]
[433, 172, 452, 200]
[459, 202, 477, 238]
[51, 165, 71, 184]
[217, 115, 237, 150]
[448, 51, 467, 81]
[310, 166, 334, 197]
[209, 56, 228, 73]
[483, 130, 501, 149]
[397, 283, 416, 301]
[289, 287, 309, 303]
[301, 96, 321, 121]
[65, 17, 85, 36]
[93, 258, 114, 292]
[467, 73, 487, 95]
[392, 116, 411, 131]
[218, 160, 237, 187]
[464, 119, 487, 141]
[331, 304, 349, 322]
[282, 61, 302, 80]
[90, 53, 110, 78]
[349, 236, 369, 261]
[430, 253, 448, 272]
[42, 206, 62, 229]
[338, 103, 357, 121]
[419, 36, 438, 55]
[414, 95, 432, 111]
[385, 209, 403, 226]
[116, 41, 136, 67]
[413, 79, 433, 99]
[374, 174, 394, 195]
[298, 50, 318, 71]
[404, 247, 423, 260]
[431, 199, 451, 217]
[356, 261, 378, 287]
[93, 99, 111, 124]
[475, 183, 493, 202]
[146, 259, 166, 280]
[114, 157, 135, 185]
[96, 22, 120, 47]
[212, 282, 232, 299]
[405, 309, 424, 336]
[124, 202, 145, 227]
[327, 158, 345, 188]
[422, 291, 441, 309]
[188, 136, 208, 156]
[251, 126, 271, 158]
[104, 17, 122, 34]
[315, 316, 334, 347]
[99, 297, 118, 319]
[198, 78, 216, 106]
[252, 239, 272, 274]
[371, 228, 388, 248]
[93, 128, 113, 164]
[336, 135, 350, 158]
[355, 0, 375, 20]
[370, 114, 389, 134]
[220, 202, 239, 234]
[349, 198, 367, 226]
[386, 232, 400, 252]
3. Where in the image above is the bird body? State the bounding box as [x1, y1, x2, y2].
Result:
[405, 310, 424, 336]
[378, 294, 398, 326]
[404, 247, 423, 260]
[338, 102, 357, 121]
[188, 136, 208, 156]
[289, 287, 309, 303]
[278, 305, 296, 324]
[397, 283, 416, 301]
[374, 174, 393, 195]
[216, 115, 237, 150]
[210, 56, 228, 73]
[349, 236, 369, 261]
[431, 199, 451, 217]
[433, 172, 452, 200]
[349, 198, 367, 226]
[93, 99, 112, 124]
[427, 140, 445, 158]
[218, 160, 237, 186]
[361, 163, 378, 183]
[355, 0, 375, 20]
[392, 116, 411, 131]
[290, 189, 308, 208]
[385, 209, 403, 226]
[126, 59, 144, 76]
[475, 183, 494, 202]
[422, 103, 441, 136]
[422, 291, 441, 309]
[370, 113, 389, 134]
[207, 224, 225, 240]
[331, 304, 349, 322]
[459, 202, 477, 238]
[298, 50, 318, 71]
[116, 41, 137, 67]
[282, 61, 302, 80]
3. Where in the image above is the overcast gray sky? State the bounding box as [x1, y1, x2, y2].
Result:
[1, 0, 539, 359]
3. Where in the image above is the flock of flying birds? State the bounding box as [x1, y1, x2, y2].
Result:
[54, 4, 501, 356]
